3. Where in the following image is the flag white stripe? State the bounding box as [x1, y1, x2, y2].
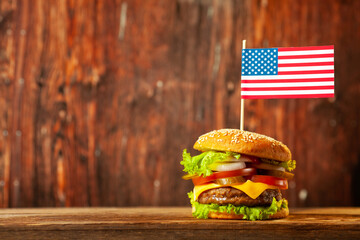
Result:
[278, 57, 334, 64]
[278, 65, 334, 71]
[242, 73, 334, 80]
[242, 82, 334, 88]
[278, 49, 334, 56]
[242, 90, 334, 96]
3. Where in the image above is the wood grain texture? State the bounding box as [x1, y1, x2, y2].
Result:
[0, 207, 359, 239]
[0, 0, 359, 208]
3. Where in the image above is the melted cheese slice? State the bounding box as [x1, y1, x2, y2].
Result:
[193, 180, 277, 200]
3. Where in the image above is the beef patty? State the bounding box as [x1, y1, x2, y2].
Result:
[198, 187, 282, 206]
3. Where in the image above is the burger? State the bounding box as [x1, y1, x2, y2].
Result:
[180, 129, 296, 220]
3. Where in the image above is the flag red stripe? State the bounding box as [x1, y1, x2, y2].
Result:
[242, 94, 335, 99]
[277, 69, 334, 75]
[241, 86, 334, 91]
[278, 62, 334, 67]
[241, 78, 334, 83]
[278, 46, 334, 51]
[278, 54, 334, 59]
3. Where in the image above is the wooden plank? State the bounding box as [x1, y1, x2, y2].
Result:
[0, 207, 359, 239]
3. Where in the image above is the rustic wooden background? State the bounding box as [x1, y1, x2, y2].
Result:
[0, 0, 359, 208]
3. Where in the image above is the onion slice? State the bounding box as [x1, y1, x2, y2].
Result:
[210, 161, 246, 171]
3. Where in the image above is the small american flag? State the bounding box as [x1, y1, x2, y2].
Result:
[241, 45, 334, 99]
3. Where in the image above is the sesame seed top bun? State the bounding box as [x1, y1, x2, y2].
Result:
[193, 129, 291, 162]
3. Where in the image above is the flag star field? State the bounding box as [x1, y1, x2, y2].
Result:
[242, 48, 278, 76]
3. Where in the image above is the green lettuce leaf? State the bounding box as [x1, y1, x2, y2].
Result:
[261, 158, 296, 172]
[180, 149, 240, 177]
[187, 191, 288, 221]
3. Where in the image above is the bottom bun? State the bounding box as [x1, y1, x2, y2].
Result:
[208, 207, 289, 220]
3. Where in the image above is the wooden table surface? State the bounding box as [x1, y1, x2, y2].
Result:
[0, 207, 359, 239]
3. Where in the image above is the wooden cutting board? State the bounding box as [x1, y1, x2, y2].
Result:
[0, 207, 359, 239]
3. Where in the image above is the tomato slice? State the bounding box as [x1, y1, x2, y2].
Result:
[250, 175, 288, 189]
[192, 168, 257, 186]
